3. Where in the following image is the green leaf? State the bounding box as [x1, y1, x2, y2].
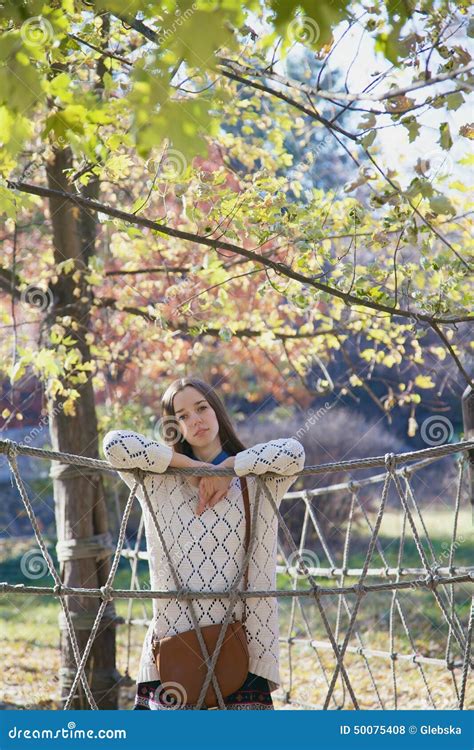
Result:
[459, 153, 474, 166]
[44, 105, 88, 141]
[102, 154, 133, 180]
[361, 130, 376, 148]
[34, 349, 61, 378]
[439, 122, 453, 150]
[10, 359, 26, 384]
[290, 180, 302, 198]
[0, 185, 18, 218]
[48, 72, 74, 103]
[428, 194, 455, 215]
[358, 112, 376, 129]
[0, 55, 43, 112]
[401, 116, 420, 143]
[274, 1, 350, 49]
[446, 91, 465, 111]
[449, 180, 469, 192]
[406, 177, 433, 199]
[375, 27, 404, 64]
[135, 98, 217, 159]
[170, 8, 240, 69]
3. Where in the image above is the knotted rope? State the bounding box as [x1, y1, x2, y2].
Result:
[0, 437, 472, 710]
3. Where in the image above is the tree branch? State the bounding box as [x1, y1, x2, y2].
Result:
[6, 180, 473, 326]
[105, 265, 189, 276]
[217, 58, 474, 104]
[68, 33, 132, 67]
[362, 148, 472, 272]
[112, 13, 473, 105]
[108, 12, 472, 271]
[95, 296, 338, 340]
[429, 321, 474, 388]
[214, 67, 358, 140]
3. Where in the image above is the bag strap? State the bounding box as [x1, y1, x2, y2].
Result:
[240, 476, 251, 625]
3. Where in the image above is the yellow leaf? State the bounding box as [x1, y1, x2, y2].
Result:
[413, 271, 425, 289]
[382, 354, 396, 367]
[430, 346, 447, 361]
[414, 375, 435, 389]
[48, 379, 64, 398]
[459, 124, 474, 140]
[62, 398, 76, 417]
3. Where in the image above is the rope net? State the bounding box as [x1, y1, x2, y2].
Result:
[0, 437, 472, 710]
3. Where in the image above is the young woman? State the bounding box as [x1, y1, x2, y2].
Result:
[103, 377, 305, 710]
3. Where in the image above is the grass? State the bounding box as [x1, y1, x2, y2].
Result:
[0, 508, 472, 710]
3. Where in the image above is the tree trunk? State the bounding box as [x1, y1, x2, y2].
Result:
[46, 146, 121, 709]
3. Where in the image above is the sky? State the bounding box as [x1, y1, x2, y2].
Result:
[250, 7, 473, 190]
[326, 15, 472, 188]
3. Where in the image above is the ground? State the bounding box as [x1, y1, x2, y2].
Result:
[0, 508, 471, 710]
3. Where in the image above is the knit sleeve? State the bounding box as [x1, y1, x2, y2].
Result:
[102, 430, 173, 493]
[234, 438, 305, 507]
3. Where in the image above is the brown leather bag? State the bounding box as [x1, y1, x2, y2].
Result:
[153, 477, 251, 708]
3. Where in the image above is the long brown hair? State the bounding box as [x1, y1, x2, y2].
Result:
[160, 377, 246, 458]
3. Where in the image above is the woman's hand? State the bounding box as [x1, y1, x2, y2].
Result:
[169, 452, 209, 489]
[195, 475, 233, 516]
[186, 474, 201, 488]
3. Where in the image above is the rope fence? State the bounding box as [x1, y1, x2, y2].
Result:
[0, 437, 473, 711]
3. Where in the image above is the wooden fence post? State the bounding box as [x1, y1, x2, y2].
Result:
[462, 384, 474, 511]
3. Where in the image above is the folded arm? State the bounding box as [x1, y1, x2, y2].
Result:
[103, 429, 210, 490]
[233, 438, 306, 507]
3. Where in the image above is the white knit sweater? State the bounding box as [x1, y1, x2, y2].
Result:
[102, 430, 305, 691]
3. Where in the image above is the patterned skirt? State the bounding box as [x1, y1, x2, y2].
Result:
[133, 671, 274, 710]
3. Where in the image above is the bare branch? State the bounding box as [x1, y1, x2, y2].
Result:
[105, 265, 189, 276]
[429, 321, 474, 388]
[68, 33, 132, 66]
[218, 58, 474, 105]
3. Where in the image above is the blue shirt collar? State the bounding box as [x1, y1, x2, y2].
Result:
[191, 448, 231, 465]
